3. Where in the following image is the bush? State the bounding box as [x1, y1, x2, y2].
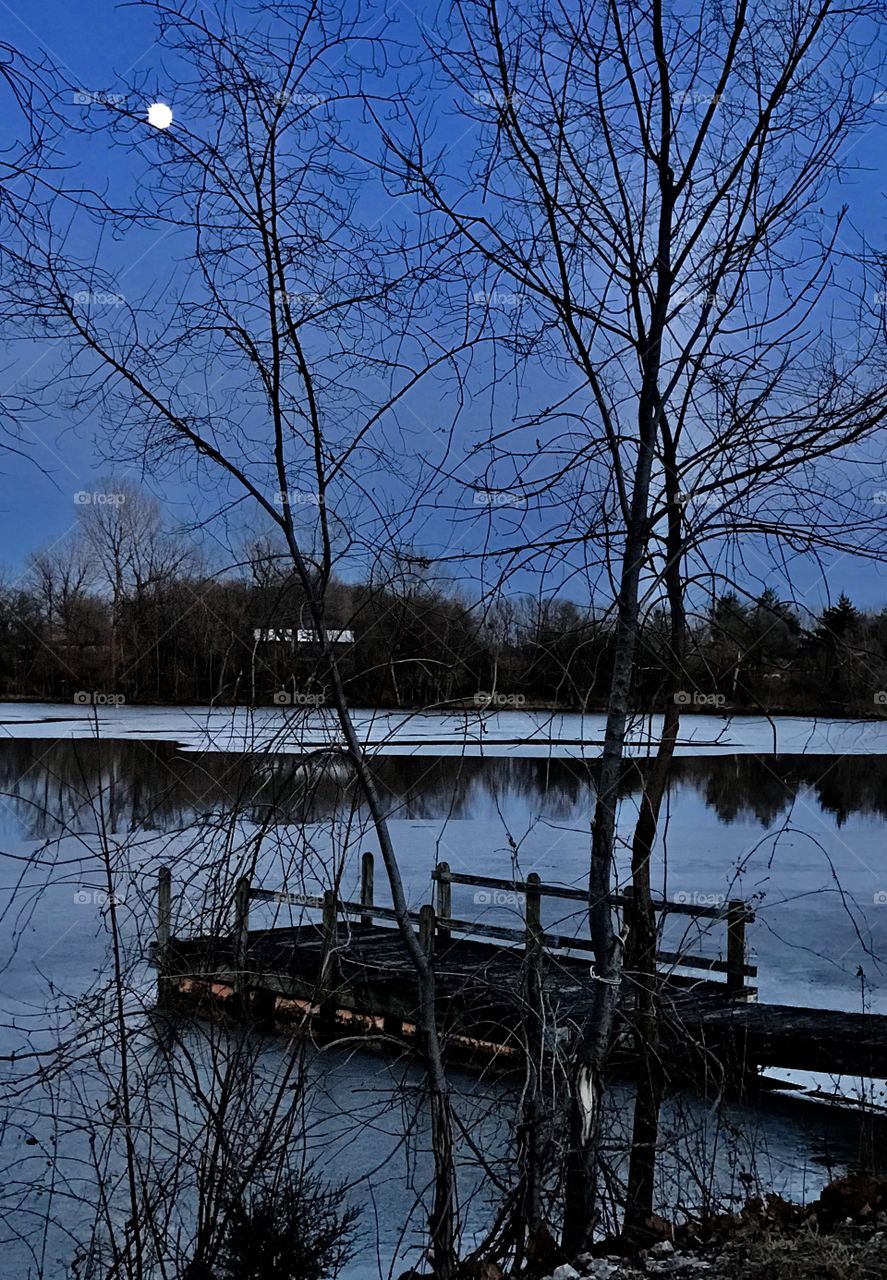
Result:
[189, 1168, 360, 1280]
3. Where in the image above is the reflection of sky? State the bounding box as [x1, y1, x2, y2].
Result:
[0, 729, 881, 1275]
[1, 737, 886, 1006]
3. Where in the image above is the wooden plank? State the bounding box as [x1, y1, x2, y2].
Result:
[431, 870, 731, 920]
[438, 918, 748, 976]
[656, 949, 757, 977]
[249, 888, 423, 926]
[727, 900, 750, 993]
[232, 876, 251, 1004]
[163, 922, 887, 1078]
[251, 887, 325, 909]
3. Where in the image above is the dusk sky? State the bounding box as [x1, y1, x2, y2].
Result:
[2, 0, 887, 612]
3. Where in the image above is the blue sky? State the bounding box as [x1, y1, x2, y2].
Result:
[1, 0, 887, 613]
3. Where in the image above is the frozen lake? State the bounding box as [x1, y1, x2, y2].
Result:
[0, 712, 884, 1013]
[2, 700, 887, 756]
[0, 706, 884, 1275]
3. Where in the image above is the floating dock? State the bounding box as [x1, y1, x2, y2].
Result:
[154, 859, 887, 1085]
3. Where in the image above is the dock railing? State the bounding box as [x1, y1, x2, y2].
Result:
[156, 851, 756, 1000]
[430, 862, 755, 994]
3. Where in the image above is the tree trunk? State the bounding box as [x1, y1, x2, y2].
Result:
[624, 455, 686, 1239]
[289, 566, 458, 1276]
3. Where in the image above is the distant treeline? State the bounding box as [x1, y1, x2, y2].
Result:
[2, 496, 886, 713]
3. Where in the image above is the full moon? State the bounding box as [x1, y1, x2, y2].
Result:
[147, 102, 173, 130]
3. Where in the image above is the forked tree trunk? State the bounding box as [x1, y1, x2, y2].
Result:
[623, 468, 687, 1238]
[561, 500, 653, 1252]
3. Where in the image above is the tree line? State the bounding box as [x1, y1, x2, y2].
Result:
[3, 485, 885, 714]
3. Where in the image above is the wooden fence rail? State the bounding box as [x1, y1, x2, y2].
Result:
[431, 862, 755, 992]
[156, 852, 755, 997]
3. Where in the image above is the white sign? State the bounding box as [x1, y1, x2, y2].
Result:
[253, 628, 354, 644]
[296, 629, 354, 644]
[253, 628, 294, 642]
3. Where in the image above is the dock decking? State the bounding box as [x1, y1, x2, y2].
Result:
[154, 859, 887, 1085]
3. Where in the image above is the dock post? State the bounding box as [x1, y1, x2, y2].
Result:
[521, 872, 544, 1227]
[360, 852, 374, 927]
[435, 862, 452, 944]
[419, 903, 436, 960]
[726, 900, 748, 996]
[523, 875, 545, 1049]
[318, 889, 339, 1029]
[524, 872, 543, 962]
[156, 866, 172, 1006]
[233, 876, 251, 1010]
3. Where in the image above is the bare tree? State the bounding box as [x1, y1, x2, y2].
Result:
[0, 2, 493, 1270]
[375, 0, 887, 1247]
[5, 0, 887, 1266]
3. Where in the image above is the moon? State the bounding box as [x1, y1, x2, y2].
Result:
[147, 102, 173, 130]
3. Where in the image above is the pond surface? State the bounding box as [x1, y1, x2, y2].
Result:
[0, 712, 885, 1276]
[1, 733, 884, 1010]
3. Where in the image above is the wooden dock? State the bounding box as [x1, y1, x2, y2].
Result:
[154, 859, 887, 1086]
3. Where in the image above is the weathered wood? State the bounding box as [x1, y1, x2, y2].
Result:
[156, 866, 173, 1006]
[524, 872, 543, 961]
[419, 904, 436, 959]
[360, 852, 374, 927]
[436, 862, 452, 944]
[726, 900, 749, 995]
[251, 887, 324, 909]
[251, 889, 423, 927]
[440, 915, 533, 946]
[700, 1002, 887, 1078]
[162, 921, 887, 1081]
[431, 868, 731, 920]
[243, 880, 752, 985]
[657, 949, 757, 978]
[232, 876, 251, 1004]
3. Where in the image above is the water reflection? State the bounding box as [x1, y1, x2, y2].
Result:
[1, 739, 886, 838]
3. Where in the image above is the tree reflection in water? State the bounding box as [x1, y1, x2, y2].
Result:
[1, 738, 886, 839]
